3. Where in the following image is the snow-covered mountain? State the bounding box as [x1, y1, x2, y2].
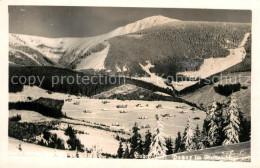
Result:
[9, 16, 251, 92]
[9, 15, 179, 67]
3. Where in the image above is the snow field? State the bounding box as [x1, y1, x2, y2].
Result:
[62, 98, 206, 138]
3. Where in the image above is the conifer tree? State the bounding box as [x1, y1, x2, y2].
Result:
[201, 119, 211, 148]
[90, 145, 103, 158]
[117, 141, 124, 158]
[123, 143, 130, 158]
[207, 100, 224, 147]
[174, 132, 182, 153]
[136, 139, 144, 156]
[181, 115, 195, 151]
[223, 96, 240, 145]
[194, 124, 204, 150]
[129, 122, 142, 158]
[143, 130, 152, 155]
[148, 114, 167, 158]
[166, 137, 174, 155]
[239, 115, 251, 142]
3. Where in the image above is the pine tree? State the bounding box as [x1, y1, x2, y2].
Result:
[223, 96, 240, 145]
[117, 141, 124, 158]
[174, 132, 182, 153]
[143, 130, 152, 155]
[201, 118, 211, 148]
[148, 114, 167, 158]
[194, 124, 204, 150]
[129, 122, 142, 158]
[239, 115, 251, 142]
[181, 115, 195, 151]
[166, 137, 174, 155]
[123, 143, 130, 158]
[136, 139, 144, 156]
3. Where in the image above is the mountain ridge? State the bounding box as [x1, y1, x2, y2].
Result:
[9, 15, 180, 67]
[9, 16, 251, 92]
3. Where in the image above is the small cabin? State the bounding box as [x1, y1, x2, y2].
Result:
[73, 101, 80, 105]
[83, 110, 92, 113]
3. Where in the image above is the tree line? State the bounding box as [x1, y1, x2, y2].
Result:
[174, 96, 250, 153]
[116, 96, 250, 158]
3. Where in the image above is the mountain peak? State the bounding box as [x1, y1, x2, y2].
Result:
[139, 15, 180, 23]
[107, 15, 180, 37]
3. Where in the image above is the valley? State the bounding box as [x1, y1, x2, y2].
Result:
[8, 14, 251, 160]
[9, 86, 205, 156]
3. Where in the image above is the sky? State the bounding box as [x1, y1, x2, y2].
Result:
[9, 6, 251, 38]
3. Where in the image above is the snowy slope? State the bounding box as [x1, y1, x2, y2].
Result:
[160, 141, 250, 162]
[9, 15, 179, 68]
[9, 33, 64, 62]
[133, 61, 197, 91]
[75, 42, 110, 70]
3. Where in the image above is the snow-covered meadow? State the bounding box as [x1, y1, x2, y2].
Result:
[8, 86, 205, 156]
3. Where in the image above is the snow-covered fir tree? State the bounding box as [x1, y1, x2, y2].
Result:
[223, 96, 240, 145]
[181, 115, 195, 151]
[207, 100, 223, 146]
[148, 114, 167, 158]
[90, 145, 103, 158]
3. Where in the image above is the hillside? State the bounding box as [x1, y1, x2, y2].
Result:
[8, 66, 174, 98]
[9, 16, 251, 93]
[9, 18, 251, 80]
[9, 15, 179, 68]
[105, 22, 251, 78]
[93, 84, 177, 101]
[181, 71, 251, 120]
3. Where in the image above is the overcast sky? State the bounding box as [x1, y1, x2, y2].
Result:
[9, 6, 251, 38]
